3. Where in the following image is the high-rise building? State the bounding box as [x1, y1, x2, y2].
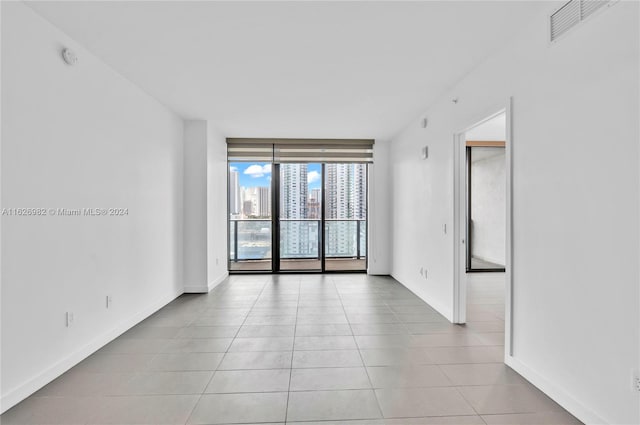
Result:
[241, 186, 271, 218]
[308, 188, 322, 219]
[310, 188, 321, 203]
[353, 164, 366, 219]
[242, 200, 253, 217]
[280, 164, 316, 257]
[325, 164, 366, 257]
[280, 164, 308, 219]
[256, 186, 271, 217]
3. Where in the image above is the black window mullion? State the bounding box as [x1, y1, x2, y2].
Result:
[321, 163, 326, 272]
[272, 163, 280, 273]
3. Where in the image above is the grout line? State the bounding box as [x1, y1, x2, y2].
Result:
[10, 274, 514, 425]
[284, 277, 301, 423]
[182, 275, 270, 425]
[334, 275, 385, 420]
[454, 384, 487, 421]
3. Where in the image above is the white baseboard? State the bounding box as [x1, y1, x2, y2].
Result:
[183, 271, 228, 293]
[367, 262, 391, 275]
[391, 269, 609, 424]
[390, 271, 608, 424]
[505, 355, 608, 425]
[367, 269, 391, 275]
[208, 271, 228, 291]
[390, 272, 453, 322]
[183, 284, 207, 293]
[0, 288, 182, 414]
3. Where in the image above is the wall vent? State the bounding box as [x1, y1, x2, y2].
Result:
[550, 0, 610, 42]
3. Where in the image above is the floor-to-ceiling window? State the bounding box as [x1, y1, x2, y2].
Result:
[227, 138, 373, 273]
[228, 162, 273, 272]
[278, 163, 322, 271]
[324, 163, 367, 271]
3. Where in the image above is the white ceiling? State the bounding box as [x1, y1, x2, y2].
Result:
[26, 1, 549, 140]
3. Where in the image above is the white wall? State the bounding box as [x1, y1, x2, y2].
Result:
[470, 148, 505, 266]
[1, 2, 184, 412]
[183, 121, 208, 292]
[390, 2, 639, 424]
[391, 112, 455, 318]
[184, 120, 229, 292]
[368, 139, 392, 275]
[206, 123, 230, 287]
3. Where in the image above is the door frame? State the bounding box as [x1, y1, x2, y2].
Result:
[452, 97, 514, 358]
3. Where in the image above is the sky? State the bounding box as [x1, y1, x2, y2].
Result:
[230, 162, 322, 190]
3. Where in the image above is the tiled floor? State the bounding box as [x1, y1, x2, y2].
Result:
[1, 273, 582, 425]
[469, 258, 504, 271]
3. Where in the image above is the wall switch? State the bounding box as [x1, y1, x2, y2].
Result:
[66, 312, 75, 327]
[424, 268, 428, 280]
[443, 223, 447, 234]
[419, 267, 424, 276]
[106, 296, 113, 309]
[216, 258, 219, 265]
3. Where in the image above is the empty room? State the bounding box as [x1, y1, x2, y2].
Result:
[1, 1, 639, 425]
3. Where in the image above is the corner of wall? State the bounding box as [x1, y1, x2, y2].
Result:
[390, 272, 454, 322]
[1, 2, 186, 413]
[205, 121, 229, 289]
[368, 139, 392, 275]
[208, 271, 229, 292]
[505, 356, 608, 425]
[0, 287, 181, 413]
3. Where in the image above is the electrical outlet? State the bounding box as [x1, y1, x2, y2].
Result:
[66, 312, 75, 327]
[632, 369, 640, 392]
[106, 296, 113, 309]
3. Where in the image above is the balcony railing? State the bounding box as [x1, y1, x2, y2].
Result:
[229, 219, 271, 262]
[279, 219, 320, 259]
[230, 219, 366, 262]
[324, 219, 366, 259]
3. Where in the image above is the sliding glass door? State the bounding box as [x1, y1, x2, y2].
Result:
[228, 163, 272, 272]
[228, 161, 367, 273]
[278, 163, 322, 271]
[325, 163, 367, 271]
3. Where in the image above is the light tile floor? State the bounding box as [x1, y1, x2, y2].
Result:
[1, 273, 582, 425]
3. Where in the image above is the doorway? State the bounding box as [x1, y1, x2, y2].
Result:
[453, 103, 512, 357]
[466, 141, 506, 272]
[277, 163, 322, 272]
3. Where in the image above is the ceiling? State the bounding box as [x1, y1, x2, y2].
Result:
[26, 1, 550, 140]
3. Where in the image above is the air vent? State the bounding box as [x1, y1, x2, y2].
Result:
[550, 0, 610, 42]
[581, 0, 608, 19]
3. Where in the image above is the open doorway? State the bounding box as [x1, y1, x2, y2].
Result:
[466, 115, 506, 272]
[453, 104, 512, 358]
